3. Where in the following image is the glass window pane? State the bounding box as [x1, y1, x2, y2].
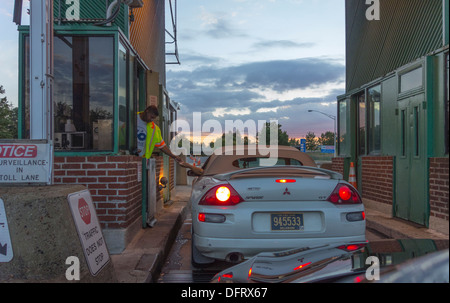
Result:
[358, 93, 366, 155]
[414, 106, 419, 157]
[128, 54, 136, 151]
[368, 85, 381, 153]
[53, 35, 114, 151]
[338, 99, 350, 156]
[118, 43, 127, 150]
[445, 52, 449, 154]
[400, 67, 423, 93]
[401, 110, 406, 157]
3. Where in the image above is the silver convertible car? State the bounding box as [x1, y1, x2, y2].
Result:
[187, 146, 366, 267]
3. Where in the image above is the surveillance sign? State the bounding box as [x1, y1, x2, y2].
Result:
[67, 190, 110, 276]
[0, 199, 13, 263]
[0, 140, 52, 185]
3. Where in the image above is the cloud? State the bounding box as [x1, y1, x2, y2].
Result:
[251, 40, 315, 49]
[199, 6, 248, 39]
[167, 57, 344, 138]
[168, 57, 344, 96]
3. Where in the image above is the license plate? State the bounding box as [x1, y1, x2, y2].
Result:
[271, 213, 304, 231]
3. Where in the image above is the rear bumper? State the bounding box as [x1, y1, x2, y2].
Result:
[193, 233, 366, 261]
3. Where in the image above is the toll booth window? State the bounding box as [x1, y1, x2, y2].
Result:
[53, 36, 114, 151]
[338, 98, 350, 156]
[22, 35, 114, 151]
[367, 85, 381, 154]
[446, 52, 449, 155]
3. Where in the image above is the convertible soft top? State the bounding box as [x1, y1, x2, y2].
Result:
[202, 145, 317, 176]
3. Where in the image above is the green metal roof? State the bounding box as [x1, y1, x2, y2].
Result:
[345, 0, 444, 92]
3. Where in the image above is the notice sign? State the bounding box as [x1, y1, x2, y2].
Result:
[0, 140, 52, 184]
[67, 190, 110, 276]
[0, 199, 13, 263]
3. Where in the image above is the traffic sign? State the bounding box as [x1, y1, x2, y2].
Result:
[300, 139, 306, 152]
[0, 140, 52, 185]
[67, 190, 110, 276]
[320, 145, 335, 154]
[0, 199, 13, 263]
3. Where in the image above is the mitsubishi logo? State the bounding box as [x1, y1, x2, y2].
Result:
[283, 188, 291, 195]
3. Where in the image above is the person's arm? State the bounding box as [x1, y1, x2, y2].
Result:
[179, 161, 204, 175]
[160, 145, 182, 163]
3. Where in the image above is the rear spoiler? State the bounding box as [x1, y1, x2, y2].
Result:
[213, 165, 343, 181]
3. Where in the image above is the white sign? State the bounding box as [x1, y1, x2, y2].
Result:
[67, 190, 110, 276]
[0, 140, 52, 184]
[0, 198, 13, 263]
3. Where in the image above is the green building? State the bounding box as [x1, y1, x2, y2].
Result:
[334, 0, 449, 229]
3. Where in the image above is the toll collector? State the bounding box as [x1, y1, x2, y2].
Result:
[137, 105, 182, 163]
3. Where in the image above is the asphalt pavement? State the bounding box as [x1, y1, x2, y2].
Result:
[110, 185, 448, 283]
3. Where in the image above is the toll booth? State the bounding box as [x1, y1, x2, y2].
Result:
[14, 0, 179, 253]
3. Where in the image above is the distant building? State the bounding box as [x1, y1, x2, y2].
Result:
[16, 0, 180, 253]
[334, 0, 449, 228]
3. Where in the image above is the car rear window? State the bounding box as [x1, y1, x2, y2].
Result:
[231, 157, 304, 169]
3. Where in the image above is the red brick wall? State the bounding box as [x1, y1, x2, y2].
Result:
[331, 157, 345, 176]
[429, 158, 449, 221]
[53, 155, 142, 229]
[361, 156, 394, 205]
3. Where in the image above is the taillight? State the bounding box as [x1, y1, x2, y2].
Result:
[337, 243, 366, 252]
[217, 272, 233, 282]
[293, 262, 312, 271]
[199, 184, 244, 206]
[327, 183, 362, 204]
[276, 179, 296, 183]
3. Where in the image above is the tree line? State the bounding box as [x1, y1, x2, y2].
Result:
[0, 85, 18, 139]
[1, 84, 334, 150]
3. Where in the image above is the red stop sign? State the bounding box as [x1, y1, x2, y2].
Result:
[78, 198, 91, 225]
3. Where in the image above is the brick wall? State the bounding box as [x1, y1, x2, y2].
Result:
[331, 157, 345, 176]
[361, 156, 394, 206]
[429, 158, 449, 221]
[53, 155, 143, 229]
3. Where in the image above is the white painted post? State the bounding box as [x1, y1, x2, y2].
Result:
[29, 0, 54, 184]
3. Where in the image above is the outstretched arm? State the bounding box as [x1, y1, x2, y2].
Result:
[178, 161, 204, 176]
[160, 145, 182, 163]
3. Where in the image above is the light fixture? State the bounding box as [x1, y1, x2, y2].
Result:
[158, 177, 168, 191]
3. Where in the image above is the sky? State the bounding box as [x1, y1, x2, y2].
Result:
[0, 0, 346, 142]
[166, 0, 346, 142]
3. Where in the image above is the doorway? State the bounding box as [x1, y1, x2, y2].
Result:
[395, 93, 428, 226]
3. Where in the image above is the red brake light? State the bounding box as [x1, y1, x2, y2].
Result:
[216, 186, 231, 202]
[293, 262, 312, 271]
[339, 186, 352, 200]
[337, 243, 366, 252]
[276, 179, 296, 183]
[199, 184, 244, 206]
[327, 183, 362, 204]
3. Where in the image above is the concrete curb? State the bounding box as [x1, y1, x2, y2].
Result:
[111, 187, 191, 283]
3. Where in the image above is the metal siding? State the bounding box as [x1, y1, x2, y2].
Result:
[54, 0, 128, 34]
[346, 0, 443, 92]
[129, 0, 166, 83]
